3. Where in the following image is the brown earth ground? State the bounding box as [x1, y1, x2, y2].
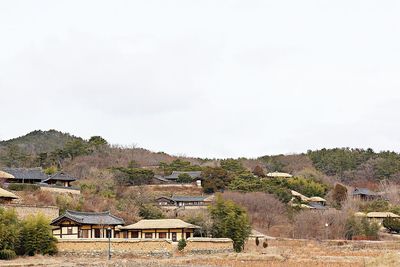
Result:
[2, 239, 400, 267]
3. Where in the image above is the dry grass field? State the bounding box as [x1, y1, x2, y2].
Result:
[2, 239, 400, 267]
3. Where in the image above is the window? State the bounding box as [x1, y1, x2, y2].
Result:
[158, 232, 166, 239]
[67, 227, 73, 235]
[144, 233, 152, 239]
[131, 231, 139, 238]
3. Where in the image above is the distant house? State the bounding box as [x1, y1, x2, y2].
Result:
[117, 219, 200, 241]
[290, 190, 327, 210]
[1, 167, 47, 184]
[0, 168, 78, 188]
[352, 188, 380, 201]
[41, 172, 77, 187]
[50, 210, 124, 239]
[0, 187, 19, 204]
[266, 172, 292, 178]
[355, 211, 400, 226]
[154, 171, 203, 187]
[156, 195, 213, 207]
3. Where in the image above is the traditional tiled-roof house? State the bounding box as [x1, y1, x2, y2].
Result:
[42, 172, 77, 187]
[50, 210, 124, 239]
[156, 195, 211, 207]
[0, 187, 19, 203]
[117, 219, 200, 241]
[1, 167, 47, 184]
[352, 188, 380, 201]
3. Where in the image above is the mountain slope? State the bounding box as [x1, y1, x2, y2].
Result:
[0, 129, 83, 155]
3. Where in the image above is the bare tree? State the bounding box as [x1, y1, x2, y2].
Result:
[223, 191, 287, 232]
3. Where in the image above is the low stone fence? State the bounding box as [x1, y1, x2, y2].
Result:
[185, 238, 234, 254]
[40, 186, 81, 195]
[0, 203, 59, 220]
[57, 239, 175, 257]
[57, 238, 234, 257]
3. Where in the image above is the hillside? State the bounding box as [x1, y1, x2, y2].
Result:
[0, 129, 83, 155]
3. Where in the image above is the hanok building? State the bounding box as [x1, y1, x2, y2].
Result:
[41, 172, 77, 187]
[117, 219, 200, 241]
[352, 188, 381, 201]
[156, 195, 212, 208]
[154, 171, 202, 187]
[1, 167, 48, 184]
[0, 168, 78, 188]
[0, 187, 19, 204]
[51, 210, 124, 239]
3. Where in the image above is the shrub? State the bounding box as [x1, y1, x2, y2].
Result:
[345, 216, 380, 240]
[139, 204, 165, 219]
[209, 196, 251, 252]
[262, 240, 268, 248]
[8, 183, 39, 191]
[177, 239, 187, 251]
[17, 214, 57, 256]
[383, 217, 400, 233]
[0, 249, 17, 260]
[176, 173, 193, 183]
[0, 208, 20, 251]
[255, 237, 260, 246]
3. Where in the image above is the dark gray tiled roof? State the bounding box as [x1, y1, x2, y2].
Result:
[353, 188, 377, 196]
[51, 210, 124, 225]
[2, 167, 47, 180]
[157, 195, 207, 202]
[308, 202, 327, 210]
[43, 172, 77, 182]
[164, 171, 202, 180]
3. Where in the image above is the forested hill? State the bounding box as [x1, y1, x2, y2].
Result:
[1, 129, 400, 187]
[0, 130, 83, 154]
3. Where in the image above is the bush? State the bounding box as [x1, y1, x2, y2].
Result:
[8, 183, 39, 191]
[176, 173, 193, 183]
[177, 239, 187, 251]
[0, 249, 17, 260]
[209, 196, 251, 252]
[139, 204, 165, 219]
[345, 216, 380, 240]
[383, 217, 400, 233]
[17, 214, 57, 256]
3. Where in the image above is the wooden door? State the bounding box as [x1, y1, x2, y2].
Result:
[94, 228, 101, 238]
[171, 232, 177, 242]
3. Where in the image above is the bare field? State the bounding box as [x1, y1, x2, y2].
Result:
[1, 240, 400, 266]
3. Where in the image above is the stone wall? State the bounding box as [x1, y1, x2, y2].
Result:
[0, 203, 59, 220]
[40, 186, 81, 195]
[185, 238, 234, 254]
[57, 238, 234, 256]
[57, 239, 175, 257]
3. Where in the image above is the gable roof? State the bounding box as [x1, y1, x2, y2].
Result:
[1, 168, 47, 181]
[163, 171, 202, 180]
[43, 172, 77, 182]
[0, 188, 19, 199]
[51, 210, 124, 226]
[121, 219, 200, 230]
[352, 188, 377, 196]
[164, 196, 207, 202]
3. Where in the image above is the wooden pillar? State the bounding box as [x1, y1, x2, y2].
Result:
[168, 229, 170, 239]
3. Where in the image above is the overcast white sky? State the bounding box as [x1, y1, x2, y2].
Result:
[1, 1, 400, 158]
